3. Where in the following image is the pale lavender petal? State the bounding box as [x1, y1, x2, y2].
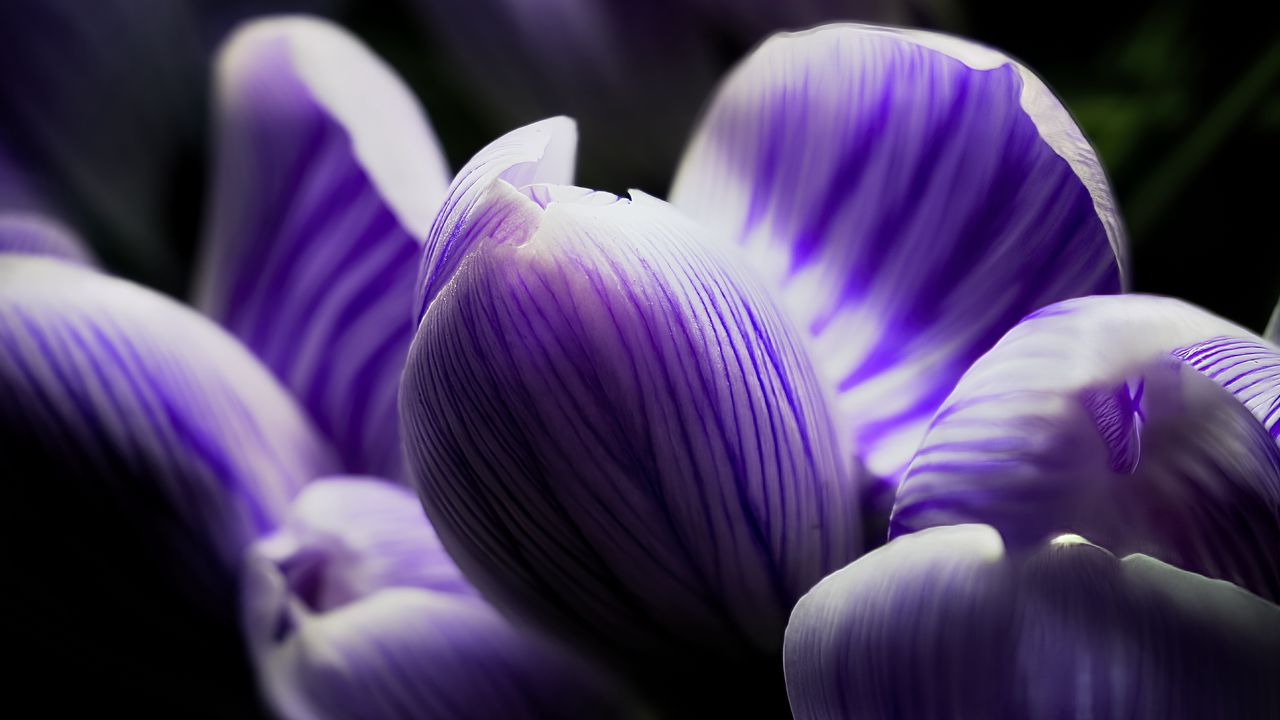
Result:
[197, 17, 450, 480]
[784, 525, 1280, 719]
[414, 116, 576, 321]
[0, 213, 94, 265]
[244, 478, 637, 720]
[401, 175, 858, 708]
[892, 295, 1280, 600]
[672, 24, 1125, 510]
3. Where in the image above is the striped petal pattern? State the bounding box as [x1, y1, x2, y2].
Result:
[1, 255, 336, 710]
[400, 170, 858, 710]
[892, 295, 1280, 601]
[244, 478, 636, 720]
[672, 24, 1125, 518]
[784, 525, 1280, 720]
[414, 116, 576, 321]
[0, 212, 94, 264]
[197, 16, 450, 480]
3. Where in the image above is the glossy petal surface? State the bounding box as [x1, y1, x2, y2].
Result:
[0, 213, 94, 264]
[197, 17, 450, 480]
[673, 24, 1124, 499]
[784, 525, 1280, 719]
[892, 295, 1280, 600]
[401, 176, 858, 702]
[245, 478, 636, 720]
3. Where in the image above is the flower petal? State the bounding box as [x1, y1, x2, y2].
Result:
[892, 295, 1280, 600]
[1, 255, 335, 578]
[672, 24, 1125, 501]
[784, 525, 1280, 719]
[196, 16, 450, 480]
[244, 478, 637, 720]
[414, 116, 576, 322]
[0, 212, 94, 264]
[400, 174, 859, 707]
[2, 255, 336, 710]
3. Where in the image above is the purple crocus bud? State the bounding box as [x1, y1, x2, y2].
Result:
[244, 477, 640, 719]
[0, 212, 95, 265]
[784, 524, 1280, 719]
[401, 23, 1124, 711]
[672, 24, 1126, 532]
[1, 253, 337, 710]
[402, 128, 857, 712]
[891, 295, 1280, 601]
[196, 16, 451, 481]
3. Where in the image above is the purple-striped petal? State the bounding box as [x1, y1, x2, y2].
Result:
[400, 170, 859, 710]
[784, 525, 1280, 720]
[196, 16, 450, 480]
[2, 255, 337, 709]
[672, 24, 1125, 515]
[892, 295, 1280, 600]
[244, 478, 637, 720]
[1, 255, 335, 580]
[0, 212, 94, 265]
[414, 116, 576, 321]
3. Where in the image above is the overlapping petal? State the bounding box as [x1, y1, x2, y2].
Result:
[892, 295, 1280, 600]
[196, 16, 450, 480]
[1, 255, 335, 581]
[2, 255, 336, 710]
[245, 478, 636, 720]
[401, 163, 859, 707]
[672, 24, 1125, 510]
[0, 212, 94, 264]
[414, 116, 576, 320]
[784, 525, 1280, 719]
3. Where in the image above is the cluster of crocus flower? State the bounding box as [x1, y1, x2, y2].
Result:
[2, 11, 1277, 720]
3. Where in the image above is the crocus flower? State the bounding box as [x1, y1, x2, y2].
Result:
[4, 16, 627, 717]
[399, 23, 1124, 712]
[784, 293, 1280, 717]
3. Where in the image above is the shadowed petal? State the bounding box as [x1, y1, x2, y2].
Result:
[672, 24, 1125, 509]
[0, 213, 94, 264]
[401, 174, 859, 710]
[245, 478, 637, 720]
[1, 256, 337, 710]
[892, 295, 1280, 600]
[196, 16, 450, 480]
[784, 525, 1280, 719]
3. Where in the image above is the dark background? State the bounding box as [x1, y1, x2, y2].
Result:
[2, 0, 1276, 329]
